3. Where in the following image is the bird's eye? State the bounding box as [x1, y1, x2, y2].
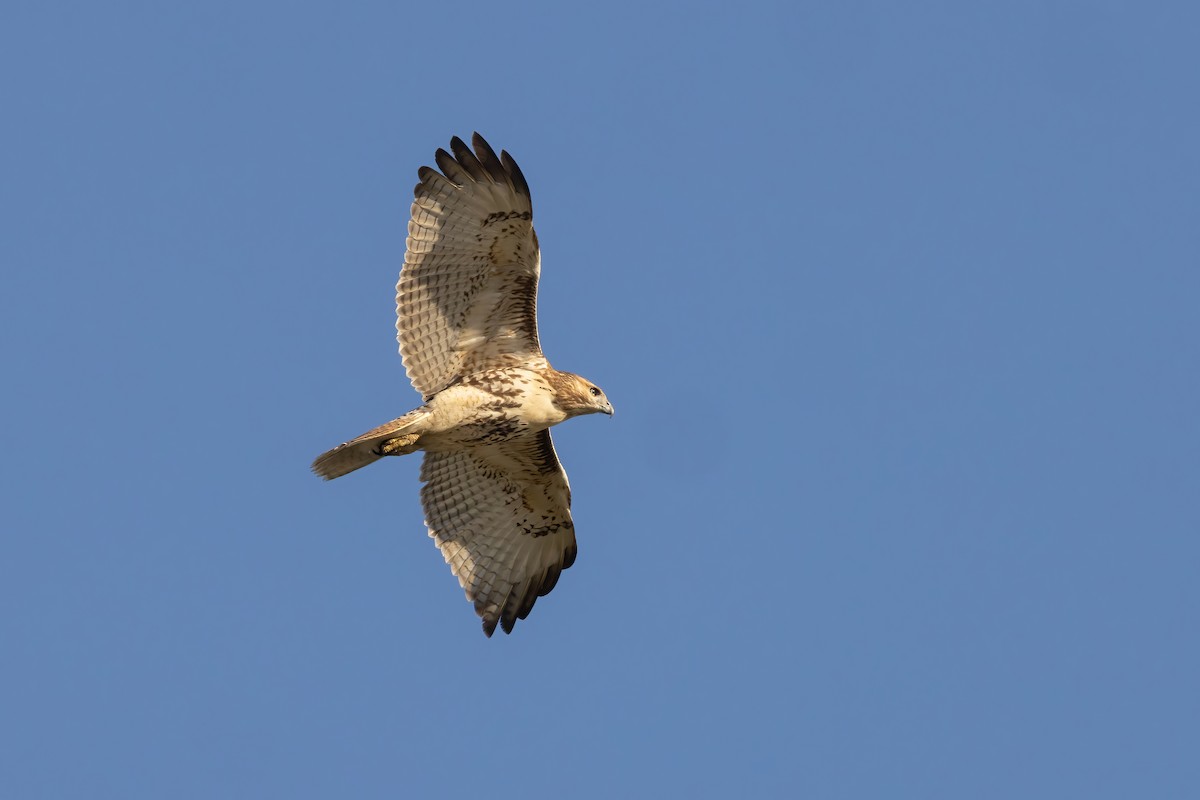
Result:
[589, 386, 601, 397]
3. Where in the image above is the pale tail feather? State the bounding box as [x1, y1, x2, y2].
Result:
[311, 408, 429, 480]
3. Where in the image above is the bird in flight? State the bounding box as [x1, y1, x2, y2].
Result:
[312, 134, 612, 636]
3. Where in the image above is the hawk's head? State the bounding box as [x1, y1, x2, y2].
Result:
[550, 371, 614, 418]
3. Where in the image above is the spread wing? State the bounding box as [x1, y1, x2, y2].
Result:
[420, 430, 576, 636]
[397, 133, 545, 399]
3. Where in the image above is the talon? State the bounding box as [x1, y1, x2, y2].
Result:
[377, 433, 421, 457]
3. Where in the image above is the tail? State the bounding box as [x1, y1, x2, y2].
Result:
[312, 408, 430, 480]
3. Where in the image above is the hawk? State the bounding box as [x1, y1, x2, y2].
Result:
[312, 134, 613, 637]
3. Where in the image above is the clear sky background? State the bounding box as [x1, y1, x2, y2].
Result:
[2, 2, 1197, 797]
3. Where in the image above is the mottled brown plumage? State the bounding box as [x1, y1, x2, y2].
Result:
[313, 134, 611, 636]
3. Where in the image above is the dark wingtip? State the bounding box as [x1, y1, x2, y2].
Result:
[500, 149, 530, 199]
[448, 135, 487, 181]
[562, 543, 578, 570]
[540, 564, 563, 596]
[433, 147, 458, 178]
[470, 133, 510, 187]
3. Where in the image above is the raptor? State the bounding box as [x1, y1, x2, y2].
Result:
[312, 134, 612, 636]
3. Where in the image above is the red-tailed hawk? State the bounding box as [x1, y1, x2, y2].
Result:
[312, 134, 612, 637]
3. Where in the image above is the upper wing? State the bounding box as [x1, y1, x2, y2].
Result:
[397, 134, 545, 398]
[420, 430, 576, 636]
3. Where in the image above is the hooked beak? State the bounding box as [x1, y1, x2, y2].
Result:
[602, 400, 614, 417]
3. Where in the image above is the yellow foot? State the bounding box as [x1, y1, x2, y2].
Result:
[376, 433, 420, 456]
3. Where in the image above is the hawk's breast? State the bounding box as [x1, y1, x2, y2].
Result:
[422, 368, 565, 448]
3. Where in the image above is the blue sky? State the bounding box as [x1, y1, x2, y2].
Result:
[2, 2, 1198, 797]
